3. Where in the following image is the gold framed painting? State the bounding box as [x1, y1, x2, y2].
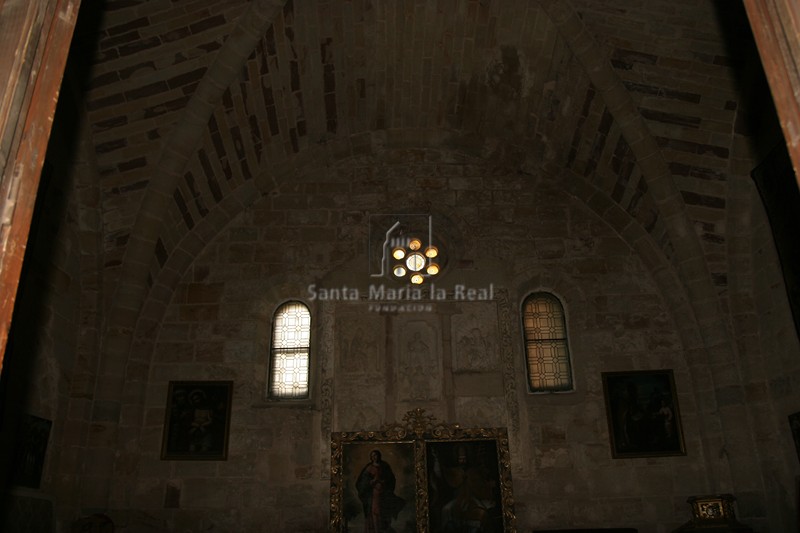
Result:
[335, 439, 418, 532]
[330, 409, 516, 532]
[602, 369, 686, 458]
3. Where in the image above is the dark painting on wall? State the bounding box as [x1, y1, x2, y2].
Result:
[788, 411, 800, 464]
[161, 381, 233, 460]
[11, 414, 52, 488]
[426, 439, 504, 533]
[602, 370, 686, 458]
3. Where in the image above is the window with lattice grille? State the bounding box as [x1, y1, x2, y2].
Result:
[269, 301, 311, 399]
[522, 293, 573, 392]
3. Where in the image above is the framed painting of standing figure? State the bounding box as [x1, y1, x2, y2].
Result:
[602, 370, 686, 458]
[330, 408, 516, 532]
[336, 440, 417, 532]
[160, 380, 233, 460]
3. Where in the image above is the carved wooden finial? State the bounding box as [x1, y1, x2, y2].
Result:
[402, 408, 436, 436]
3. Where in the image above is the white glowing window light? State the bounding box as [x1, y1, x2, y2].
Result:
[269, 301, 311, 399]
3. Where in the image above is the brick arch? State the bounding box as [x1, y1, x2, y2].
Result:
[537, 0, 709, 297]
[88, 0, 289, 510]
[538, 0, 788, 508]
[514, 167, 726, 488]
[146, 0, 592, 296]
[129, 0, 695, 342]
[110, 0, 718, 357]
[537, 0, 764, 498]
[133, 134, 502, 347]
[133, 133, 694, 374]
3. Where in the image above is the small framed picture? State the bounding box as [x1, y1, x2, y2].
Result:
[160, 381, 233, 460]
[602, 369, 686, 458]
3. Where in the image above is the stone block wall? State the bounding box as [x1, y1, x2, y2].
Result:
[121, 151, 709, 532]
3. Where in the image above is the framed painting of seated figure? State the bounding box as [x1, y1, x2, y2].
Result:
[426, 438, 505, 532]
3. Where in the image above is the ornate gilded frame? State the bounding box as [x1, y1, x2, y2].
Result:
[330, 409, 516, 532]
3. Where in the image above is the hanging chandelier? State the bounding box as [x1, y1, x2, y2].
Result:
[390, 237, 439, 284]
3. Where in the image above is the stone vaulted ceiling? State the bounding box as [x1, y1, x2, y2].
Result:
[74, 0, 750, 360]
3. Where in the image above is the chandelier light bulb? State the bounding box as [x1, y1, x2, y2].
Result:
[392, 247, 406, 260]
[410, 273, 424, 284]
[408, 238, 422, 251]
[424, 246, 438, 258]
[393, 265, 407, 277]
[405, 252, 425, 272]
[426, 263, 439, 276]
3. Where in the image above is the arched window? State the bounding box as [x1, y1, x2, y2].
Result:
[522, 292, 573, 392]
[269, 301, 311, 399]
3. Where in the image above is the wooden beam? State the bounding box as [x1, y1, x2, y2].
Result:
[0, 0, 80, 372]
[744, 0, 800, 189]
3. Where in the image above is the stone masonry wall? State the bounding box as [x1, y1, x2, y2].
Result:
[121, 152, 709, 532]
